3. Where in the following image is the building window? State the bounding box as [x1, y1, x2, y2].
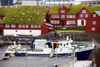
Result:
[26, 25, 29, 28]
[85, 14, 88, 17]
[3, 17, 5, 20]
[80, 14, 83, 17]
[0, 24, 3, 27]
[19, 25, 21, 28]
[44, 19, 46, 22]
[61, 15, 65, 18]
[91, 27, 95, 31]
[82, 10, 86, 13]
[35, 25, 37, 28]
[93, 21, 96, 25]
[57, 21, 59, 24]
[51, 15, 54, 18]
[51, 20, 53, 24]
[38, 25, 41, 28]
[22, 25, 25, 28]
[54, 21, 56, 24]
[31, 25, 34, 28]
[73, 15, 75, 18]
[70, 21, 72, 24]
[0, 17, 1, 20]
[54, 15, 56, 18]
[73, 21, 75, 24]
[57, 15, 59, 18]
[61, 9, 65, 13]
[67, 15, 69, 18]
[93, 14, 96, 17]
[66, 21, 70, 25]
[70, 15, 73, 18]
[5, 24, 10, 28]
[11, 24, 16, 28]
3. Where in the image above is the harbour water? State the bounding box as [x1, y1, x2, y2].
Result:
[88, 50, 100, 67]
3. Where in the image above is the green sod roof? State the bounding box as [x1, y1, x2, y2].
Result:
[49, 5, 100, 14]
[0, 6, 49, 24]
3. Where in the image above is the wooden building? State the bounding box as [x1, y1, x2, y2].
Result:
[86, 11, 100, 33]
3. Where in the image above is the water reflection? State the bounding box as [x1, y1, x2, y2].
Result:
[88, 50, 100, 67]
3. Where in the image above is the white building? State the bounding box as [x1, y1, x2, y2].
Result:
[22, 0, 100, 6]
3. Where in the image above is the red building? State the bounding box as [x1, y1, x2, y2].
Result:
[0, 23, 53, 36]
[77, 7, 91, 26]
[49, 5, 77, 27]
[86, 11, 100, 33]
[0, 15, 5, 20]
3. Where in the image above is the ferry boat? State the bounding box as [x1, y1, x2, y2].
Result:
[6, 36, 95, 60]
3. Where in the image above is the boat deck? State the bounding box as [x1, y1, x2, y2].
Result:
[0, 56, 68, 67]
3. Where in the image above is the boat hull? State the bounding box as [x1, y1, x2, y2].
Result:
[5, 49, 92, 60]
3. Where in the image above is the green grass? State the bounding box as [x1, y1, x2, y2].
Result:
[55, 30, 85, 33]
[17, 0, 22, 2]
[49, 5, 100, 14]
[0, 6, 49, 23]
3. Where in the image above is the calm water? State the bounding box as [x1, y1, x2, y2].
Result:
[88, 50, 100, 67]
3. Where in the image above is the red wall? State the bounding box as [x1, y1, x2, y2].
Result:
[86, 12, 100, 33]
[77, 7, 91, 19]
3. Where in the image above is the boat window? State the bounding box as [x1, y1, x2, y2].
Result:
[64, 44, 65, 46]
[66, 43, 68, 45]
[60, 43, 62, 46]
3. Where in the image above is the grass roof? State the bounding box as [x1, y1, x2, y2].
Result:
[49, 5, 100, 14]
[0, 6, 49, 24]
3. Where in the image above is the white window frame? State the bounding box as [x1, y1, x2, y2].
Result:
[73, 15, 75, 18]
[5, 24, 10, 28]
[70, 21, 72, 24]
[44, 19, 46, 22]
[57, 21, 59, 24]
[82, 10, 86, 13]
[61, 15, 65, 18]
[80, 14, 83, 17]
[19, 25, 21, 28]
[93, 14, 96, 17]
[61, 9, 65, 13]
[73, 21, 75, 24]
[51, 15, 54, 18]
[0, 24, 3, 27]
[38, 25, 41, 28]
[54, 15, 56, 18]
[11, 24, 16, 28]
[70, 15, 73, 18]
[85, 14, 88, 17]
[92, 21, 96, 25]
[91, 27, 95, 31]
[67, 15, 69, 18]
[57, 15, 59, 18]
[35, 25, 37, 28]
[26, 25, 29, 28]
[66, 21, 70, 25]
[22, 25, 25, 28]
[28, 18, 31, 20]
[31, 25, 34, 28]
[51, 20, 53, 24]
[20, 18, 23, 20]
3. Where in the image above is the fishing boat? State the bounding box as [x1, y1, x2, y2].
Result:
[5, 36, 95, 60]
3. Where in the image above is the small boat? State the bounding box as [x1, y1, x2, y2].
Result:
[5, 36, 95, 60]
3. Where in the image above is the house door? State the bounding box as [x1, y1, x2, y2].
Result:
[61, 20, 65, 26]
[81, 20, 84, 25]
[0, 30, 2, 35]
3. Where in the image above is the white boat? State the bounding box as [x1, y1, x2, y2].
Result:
[5, 36, 95, 60]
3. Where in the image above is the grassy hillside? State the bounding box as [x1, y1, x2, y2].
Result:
[0, 6, 49, 24]
[49, 5, 100, 14]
